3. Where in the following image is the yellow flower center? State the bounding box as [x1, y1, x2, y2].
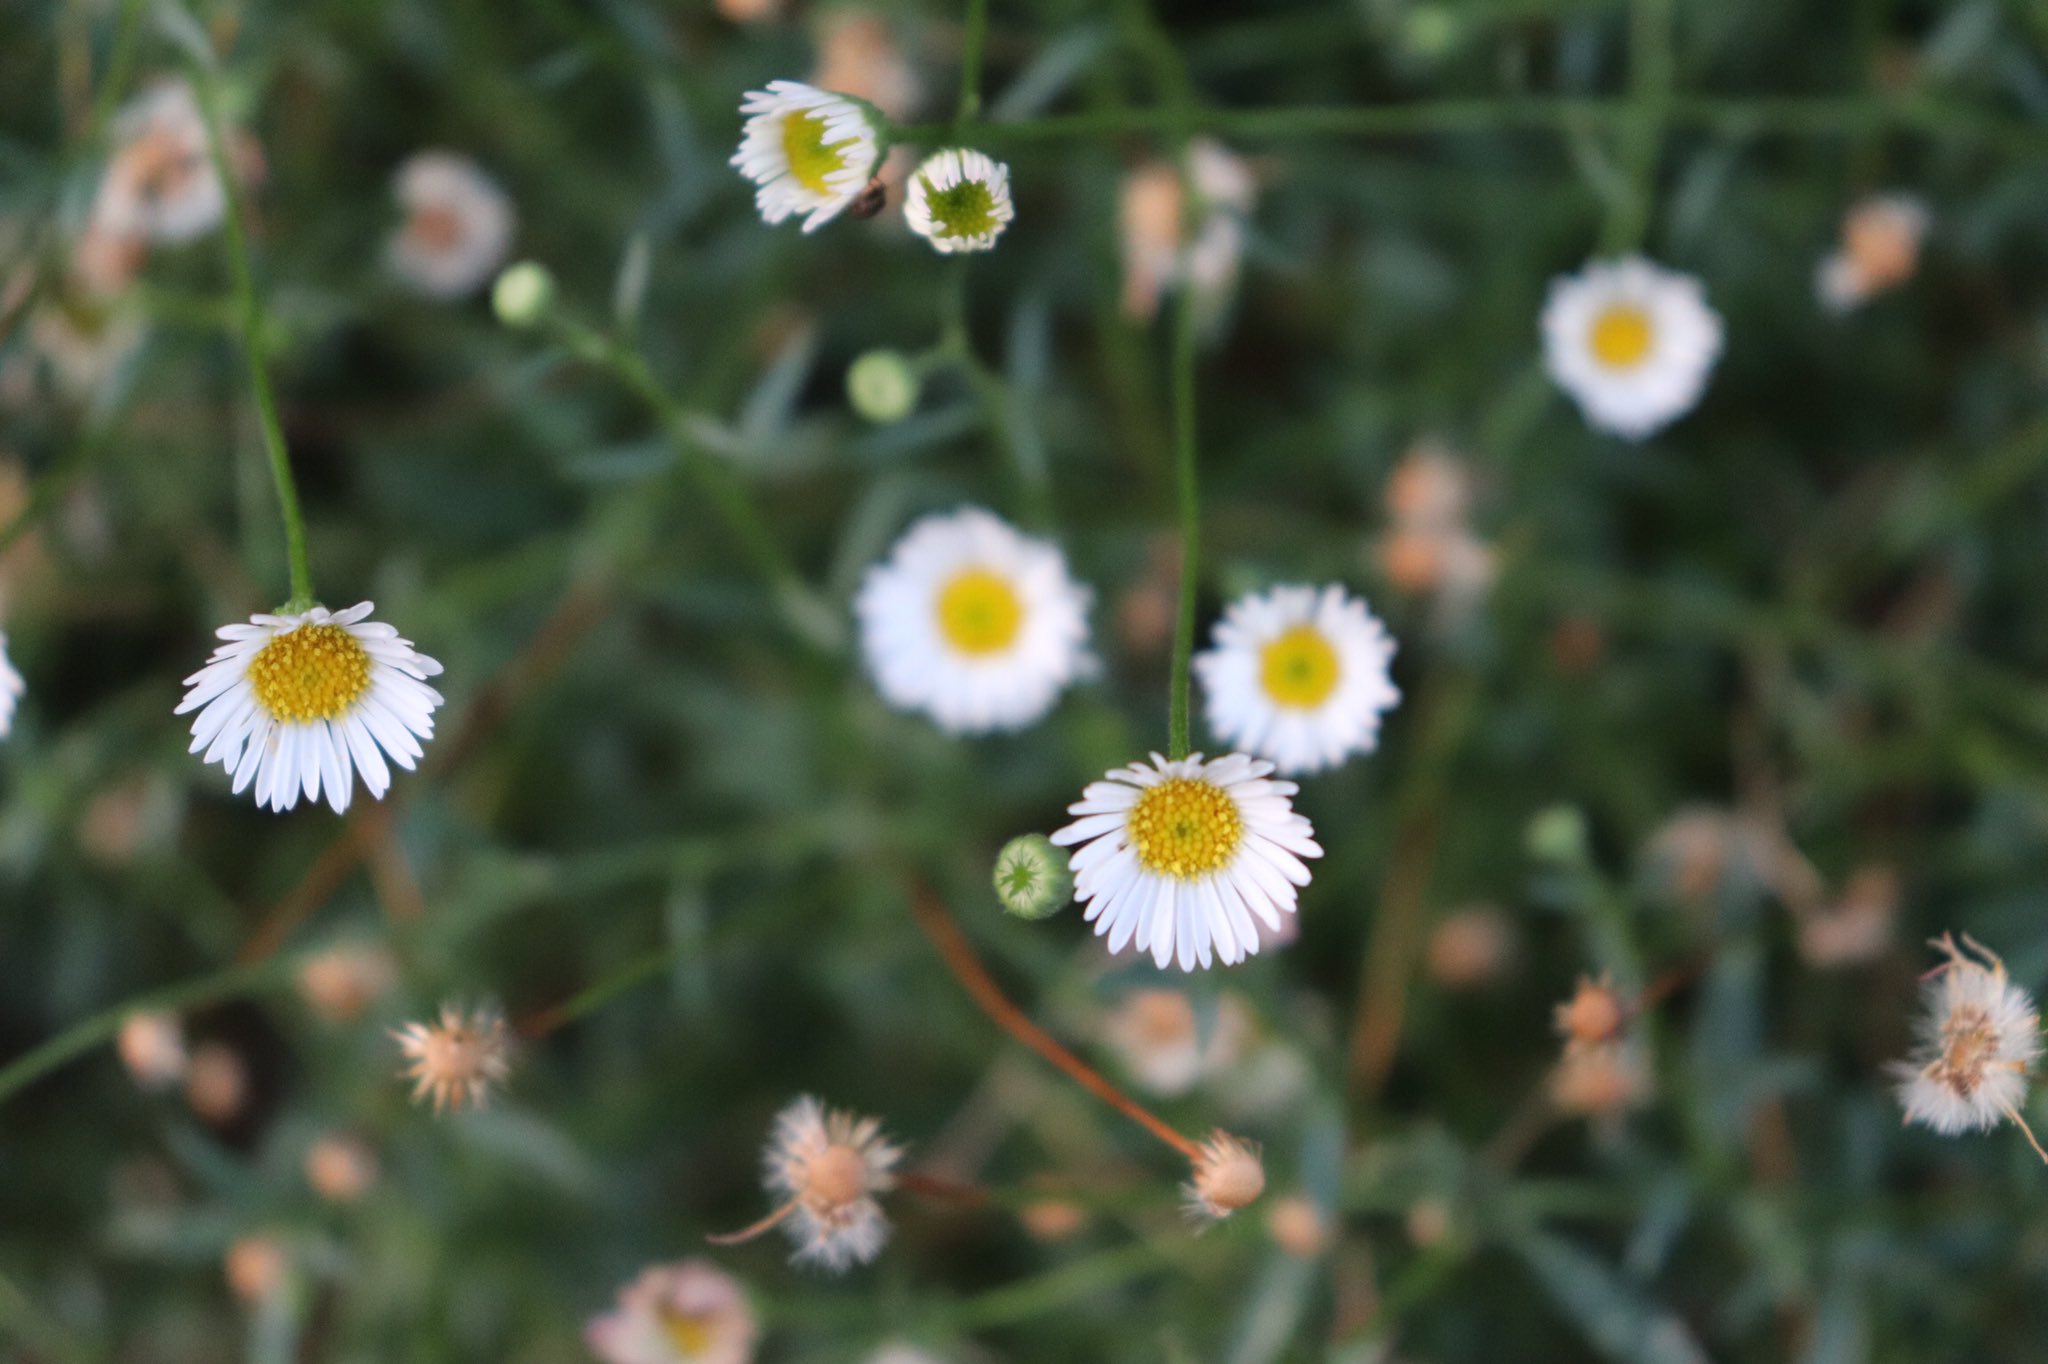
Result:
[781, 110, 852, 195]
[658, 1308, 716, 1357]
[1128, 778, 1244, 879]
[1258, 626, 1341, 708]
[934, 568, 1023, 655]
[1588, 304, 1655, 369]
[247, 623, 371, 723]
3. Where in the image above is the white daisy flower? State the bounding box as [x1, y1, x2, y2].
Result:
[1540, 256, 1723, 439]
[1050, 751, 1323, 972]
[711, 1095, 903, 1273]
[91, 79, 229, 245]
[904, 148, 1014, 254]
[0, 631, 23, 738]
[387, 151, 516, 300]
[855, 507, 1092, 735]
[1194, 584, 1400, 776]
[585, 1259, 759, 1364]
[175, 602, 445, 815]
[1895, 933, 2045, 1156]
[731, 81, 885, 233]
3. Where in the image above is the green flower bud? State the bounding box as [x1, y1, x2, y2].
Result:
[1525, 804, 1590, 865]
[846, 349, 920, 424]
[994, 833, 1072, 920]
[492, 261, 555, 329]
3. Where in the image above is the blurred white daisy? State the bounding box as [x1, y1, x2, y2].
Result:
[387, 151, 515, 299]
[1194, 584, 1400, 776]
[713, 1095, 902, 1273]
[904, 149, 1013, 254]
[586, 1259, 758, 1364]
[1817, 194, 1928, 313]
[855, 507, 1091, 735]
[1120, 139, 1256, 323]
[0, 631, 23, 738]
[91, 80, 225, 244]
[1541, 256, 1723, 439]
[393, 1005, 512, 1115]
[1051, 752, 1322, 972]
[1896, 933, 2046, 1159]
[175, 602, 444, 815]
[731, 81, 885, 233]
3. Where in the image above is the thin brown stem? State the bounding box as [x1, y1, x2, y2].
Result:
[2003, 1103, 2048, 1166]
[704, 1198, 800, 1246]
[908, 884, 1202, 1163]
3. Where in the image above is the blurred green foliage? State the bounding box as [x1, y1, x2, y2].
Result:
[4, 0, 2048, 1360]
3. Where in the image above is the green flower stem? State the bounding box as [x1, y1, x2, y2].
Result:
[937, 261, 1054, 528]
[1164, 281, 1200, 761]
[888, 93, 2042, 154]
[0, 958, 296, 1111]
[1601, 0, 1676, 254]
[188, 56, 316, 612]
[954, 0, 990, 131]
[554, 318, 840, 653]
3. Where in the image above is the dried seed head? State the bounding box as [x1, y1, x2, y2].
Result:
[393, 1006, 512, 1115]
[224, 1235, 288, 1304]
[297, 944, 395, 1023]
[304, 1134, 379, 1203]
[1896, 933, 2044, 1157]
[1554, 975, 1627, 1049]
[742, 1096, 903, 1272]
[183, 1041, 248, 1125]
[1184, 1132, 1265, 1222]
[1550, 1040, 1651, 1119]
[1265, 1195, 1327, 1257]
[1426, 907, 1512, 990]
[1019, 1199, 1088, 1243]
[117, 1011, 187, 1091]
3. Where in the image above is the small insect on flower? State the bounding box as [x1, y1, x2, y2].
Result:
[0, 631, 23, 739]
[1817, 194, 1928, 313]
[1193, 584, 1401, 776]
[1184, 1131, 1266, 1222]
[1895, 933, 2048, 1162]
[586, 1259, 759, 1364]
[1050, 751, 1323, 972]
[855, 507, 1093, 735]
[730, 81, 887, 233]
[904, 148, 1014, 254]
[393, 1006, 512, 1115]
[1541, 256, 1723, 440]
[176, 602, 444, 815]
[710, 1096, 903, 1273]
[387, 151, 516, 300]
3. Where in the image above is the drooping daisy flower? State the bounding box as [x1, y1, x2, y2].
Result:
[586, 1260, 759, 1364]
[1541, 256, 1723, 439]
[712, 1096, 902, 1272]
[731, 81, 886, 233]
[855, 507, 1092, 735]
[1050, 752, 1322, 972]
[1183, 1131, 1265, 1222]
[392, 1005, 512, 1115]
[904, 149, 1013, 254]
[1119, 140, 1256, 323]
[387, 151, 516, 300]
[1817, 194, 1928, 313]
[1895, 933, 2046, 1160]
[0, 631, 23, 738]
[1193, 585, 1401, 776]
[89, 79, 230, 246]
[176, 602, 445, 815]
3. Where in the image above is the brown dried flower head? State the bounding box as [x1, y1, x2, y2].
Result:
[1184, 1131, 1265, 1222]
[393, 1005, 513, 1115]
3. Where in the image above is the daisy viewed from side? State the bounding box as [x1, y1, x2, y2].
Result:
[176, 602, 444, 814]
[1194, 584, 1400, 776]
[586, 1259, 758, 1364]
[904, 148, 1014, 253]
[1051, 751, 1322, 972]
[855, 507, 1091, 735]
[387, 151, 516, 299]
[0, 631, 23, 738]
[1895, 932, 2047, 1161]
[731, 81, 885, 233]
[1541, 256, 1723, 439]
[711, 1096, 903, 1273]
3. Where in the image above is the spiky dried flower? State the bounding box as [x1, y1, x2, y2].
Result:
[1895, 933, 2046, 1161]
[1184, 1131, 1265, 1222]
[392, 1005, 512, 1115]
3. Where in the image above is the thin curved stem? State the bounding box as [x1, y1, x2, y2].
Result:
[187, 54, 315, 610]
[1164, 282, 1199, 759]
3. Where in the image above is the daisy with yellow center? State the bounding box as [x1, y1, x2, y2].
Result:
[1540, 256, 1723, 439]
[387, 150, 515, 300]
[1194, 584, 1400, 776]
[904, 148, 1014, 254]
[730, 81, 885, 233]
[585, 1259, 759, 1364]
[855, 507, 1092, 735]
[1051, 752, 1322, 972]
[176, 602, 444, 814]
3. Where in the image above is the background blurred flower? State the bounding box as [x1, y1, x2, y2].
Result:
[1541, 256, 1723, 438]
[387, 151, 515, 300]
[586, 1259, 758, 1364]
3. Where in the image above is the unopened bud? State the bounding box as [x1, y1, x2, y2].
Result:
[492, 261, 555, 328]
[994, 833, 1071, 920]
[1525, 804, 1589, 866]
[846, 349, 919, 423]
